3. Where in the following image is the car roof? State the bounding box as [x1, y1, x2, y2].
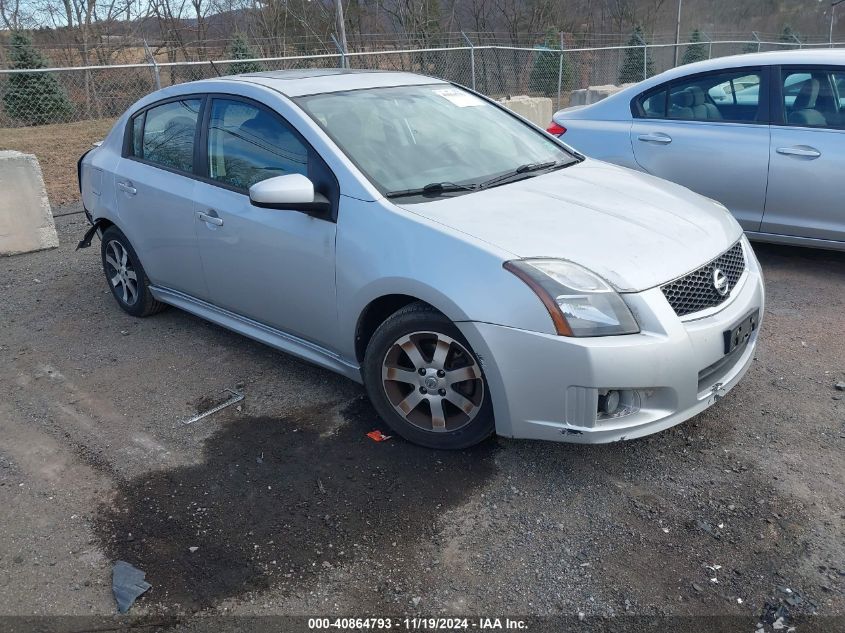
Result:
[218, 68, 448, 97]
[645, 48, 845, 84]
[556, 48, 845, 120]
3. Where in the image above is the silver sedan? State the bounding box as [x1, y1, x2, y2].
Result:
[550, 49, 845, 251]
[79, 69, 764, 449]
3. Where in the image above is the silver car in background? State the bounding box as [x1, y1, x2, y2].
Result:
[549, 50, 845, 250]
[79, 69, 764, 449]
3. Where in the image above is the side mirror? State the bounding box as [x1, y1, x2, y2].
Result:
[249, 173, 331, 216]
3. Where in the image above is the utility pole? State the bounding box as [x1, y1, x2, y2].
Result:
[831, 1, 845, 47]
[673, 0, 683, 67]
[336, 0, 349, 68]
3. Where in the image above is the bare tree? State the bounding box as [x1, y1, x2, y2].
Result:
[0, 0, 33, 30]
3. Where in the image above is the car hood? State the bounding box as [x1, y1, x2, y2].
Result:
[396, 160, 742, 292]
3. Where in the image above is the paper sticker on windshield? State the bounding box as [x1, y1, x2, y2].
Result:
[434, 88, 484, 107]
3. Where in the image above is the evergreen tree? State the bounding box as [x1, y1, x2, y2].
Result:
[779, 25, 801, 48]
[528, 31, 572, 97]
[3, 31, 73, 125]
[618, 27, 655, 84]
[681, 29, 708, 65]
[742, 41, 759, 54]
[228, 33, 264, 75]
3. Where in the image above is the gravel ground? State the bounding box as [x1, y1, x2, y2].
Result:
[0, 207, 843, 631]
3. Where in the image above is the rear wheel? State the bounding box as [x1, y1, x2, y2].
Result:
[100, 226, 165, 318]
[363, 302, 494, 449]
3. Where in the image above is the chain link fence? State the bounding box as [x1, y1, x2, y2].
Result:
[2, 40, 844, 129]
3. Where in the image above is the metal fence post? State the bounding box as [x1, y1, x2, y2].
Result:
[634, 33, 648, 81]
[556, 32, 566, 109]
[557, 50, 564, 109]
[752, 31, 762, 52]
[702, 31, 713, 59]
[461, 32, 476, 91]
[330, 34, 347, 68]
[144, 40, 161, 90]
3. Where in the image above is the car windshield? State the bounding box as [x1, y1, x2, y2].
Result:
[296, 84, 576, 199]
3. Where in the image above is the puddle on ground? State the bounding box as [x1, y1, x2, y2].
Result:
[94, 397, 497, 610]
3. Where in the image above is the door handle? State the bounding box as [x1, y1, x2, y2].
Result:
[117, 181, 137, 195]
[197, 211, 223, 226]
[776, 146, 821, 158]
[637, 132, 673, 144]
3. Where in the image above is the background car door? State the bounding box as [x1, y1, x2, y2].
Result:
[761, 67, 845, 243]
[116, 97, 209, 299]
[192, 96, 339, 350]
[629, 67, 770, 232]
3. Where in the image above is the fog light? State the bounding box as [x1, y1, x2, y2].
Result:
[598, 390, 621, 415]
[596, 389, 641, 421]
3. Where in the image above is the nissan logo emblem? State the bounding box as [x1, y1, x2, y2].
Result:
[713, 268, 730, 297]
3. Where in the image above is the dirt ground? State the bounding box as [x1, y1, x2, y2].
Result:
[0, 209, 843, 631]
[0, 119, 115, 206]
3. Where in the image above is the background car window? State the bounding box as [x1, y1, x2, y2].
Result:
[638, 90, 667, 118]
[837, 73, 845, 108]
[131, 114, 144, 156]
[662, 70, 761, 122]
[207, 99, 308, 190]
[782, 69, 844, 129]
[140, 99, 201, 172]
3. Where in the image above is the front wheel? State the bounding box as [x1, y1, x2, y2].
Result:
[363, 303, 494, 449]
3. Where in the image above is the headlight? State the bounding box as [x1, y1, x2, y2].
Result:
[504, 259, 639, 337]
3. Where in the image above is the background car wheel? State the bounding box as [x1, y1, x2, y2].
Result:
[363, 302, 495, 449]
[100, 225, 165, 318]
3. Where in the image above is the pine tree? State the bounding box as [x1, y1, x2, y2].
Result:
[681, 29, 708, 65]
[3, 31, 73, 125]
[227, 33, 264, 75]
[618, 27, 655, 84]
[528, 31, 572, 97]
[779, 25, 801, 47]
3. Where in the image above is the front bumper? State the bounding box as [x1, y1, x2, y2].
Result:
[459, 257, 765, 444]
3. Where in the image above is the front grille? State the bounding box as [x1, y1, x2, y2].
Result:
[661, 241, 746, 317]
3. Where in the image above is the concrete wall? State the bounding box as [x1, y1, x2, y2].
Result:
[496, 95, 554, 128]
[0, 151, 58, 256]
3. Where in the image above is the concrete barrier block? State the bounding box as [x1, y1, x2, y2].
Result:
[569, 89, 589, 106]
[0, 150, 58, 256]
[496, 95, 554, 128]
[569, 84, 630, 107]
[586, 84, 621, 104]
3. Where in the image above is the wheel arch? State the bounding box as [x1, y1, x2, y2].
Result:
[95, 217, 116, 232]
[354, 294, 439, 363]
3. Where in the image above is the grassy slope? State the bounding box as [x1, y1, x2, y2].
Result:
[0, 118, 116, 207]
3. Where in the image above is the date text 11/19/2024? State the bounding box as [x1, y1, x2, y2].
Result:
[308, 617, 528, 630]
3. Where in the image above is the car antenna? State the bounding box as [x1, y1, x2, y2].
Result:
[209, 60, 222, 77]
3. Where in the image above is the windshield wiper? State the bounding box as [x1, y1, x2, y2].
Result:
[385, 181, 478, 199]
[479, 160, 572, 189]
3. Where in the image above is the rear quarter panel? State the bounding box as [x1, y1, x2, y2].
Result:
[81, 114, 128, 225]
[560, 119, 638, 169]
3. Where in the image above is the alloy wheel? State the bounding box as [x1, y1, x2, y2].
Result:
[381, 331, 484, 432]
[104, 239, 139, 306]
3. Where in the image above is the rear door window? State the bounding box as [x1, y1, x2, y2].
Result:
[135, 99, 202, 172]
[638, 89, 667, 118]
[635, 69, 763, 123]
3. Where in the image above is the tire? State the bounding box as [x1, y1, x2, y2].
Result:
[363, 302, 495, 449]
[100, 225, 166, 318]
